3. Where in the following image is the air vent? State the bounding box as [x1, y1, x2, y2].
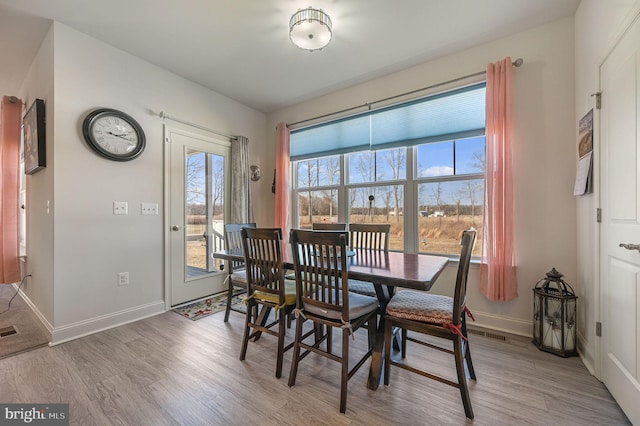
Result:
[468, 328, 507, 341]
[0, 326, 18, 338]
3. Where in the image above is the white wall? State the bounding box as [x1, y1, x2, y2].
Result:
[19, 22, 266, 343]
[574, 0, 640, 375]
[265, 18, 577, 338]
[18, 24, 55, 326]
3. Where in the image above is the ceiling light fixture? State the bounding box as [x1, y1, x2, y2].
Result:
[289, 7, 332, 51]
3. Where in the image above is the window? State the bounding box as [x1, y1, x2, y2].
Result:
[291, 83, 486, 256]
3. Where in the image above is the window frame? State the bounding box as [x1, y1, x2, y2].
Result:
[291, 137, 485, 256]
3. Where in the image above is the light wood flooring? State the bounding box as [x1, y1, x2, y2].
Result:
[0, 309, 630, 425]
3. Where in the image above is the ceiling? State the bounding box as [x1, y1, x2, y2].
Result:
[0, 0, 580, 113]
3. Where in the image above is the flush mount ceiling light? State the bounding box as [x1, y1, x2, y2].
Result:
[289, 7, 332, 51]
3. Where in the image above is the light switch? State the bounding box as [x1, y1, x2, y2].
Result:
[113, 201, 128, 215]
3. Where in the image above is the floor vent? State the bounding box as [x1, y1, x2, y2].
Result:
[468, 328, 507, 341]
[0, 325, 18, 338]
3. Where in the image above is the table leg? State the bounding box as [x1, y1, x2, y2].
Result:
[367, 313, 386, 390]
[367, 283, 394, 390]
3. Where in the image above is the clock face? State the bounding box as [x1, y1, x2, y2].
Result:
[82, 108, 146, 161]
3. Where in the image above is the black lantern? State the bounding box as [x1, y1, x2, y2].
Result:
[532, 268, 578, 357]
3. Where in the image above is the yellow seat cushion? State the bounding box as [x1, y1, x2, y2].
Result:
[255, 278, 297, 306]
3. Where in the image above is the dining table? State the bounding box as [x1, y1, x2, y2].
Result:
[212, 245, 450, 390]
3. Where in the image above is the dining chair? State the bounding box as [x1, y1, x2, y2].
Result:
[288, 229, 379, 414]
[348, 223, 391, 297]
[312, 222, 347, 231]
[239, 227, 296, 378]
[383, 229, 477, 419]
[223, 223, 256, 322]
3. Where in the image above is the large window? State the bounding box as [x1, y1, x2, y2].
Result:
[291, 83, 485, 256]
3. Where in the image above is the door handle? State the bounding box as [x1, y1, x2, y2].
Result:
[172, 225, 182, 231]
[619, 243, 640, 253]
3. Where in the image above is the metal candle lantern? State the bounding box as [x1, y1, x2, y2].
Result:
[532, 268, 578, 357]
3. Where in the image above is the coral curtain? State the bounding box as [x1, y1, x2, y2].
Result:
[275, 123, 290, 244]
[0, 96, 23, 284]
[480, 57, 518, 301]
[229, 135, 253, 224]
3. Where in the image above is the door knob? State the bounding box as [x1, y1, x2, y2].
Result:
[172, 225, 182, 231]
[619, 243, 640, 253]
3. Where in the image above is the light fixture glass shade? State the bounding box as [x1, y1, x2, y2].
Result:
[289, 7, 332, 51]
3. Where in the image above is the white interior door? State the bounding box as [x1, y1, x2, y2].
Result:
[600, 13, 640, 425]
[167, 126, 229, 306]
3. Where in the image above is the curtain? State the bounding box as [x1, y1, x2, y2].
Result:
[0, 96, 23, 284]
[275, 123, 290, 244]
[229, 135, 253, 224]
[480, 57, 518, 302]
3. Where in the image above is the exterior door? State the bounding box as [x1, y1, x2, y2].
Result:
[600, 13, 640, 425]
[167, 126, 229, 306]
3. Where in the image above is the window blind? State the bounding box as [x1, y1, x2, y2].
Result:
[290, 83, 486, 161]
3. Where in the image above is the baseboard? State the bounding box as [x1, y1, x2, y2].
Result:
[468, 310, 532, 338]
[50, 301, 166, 345]
[12, 283, 54, 342]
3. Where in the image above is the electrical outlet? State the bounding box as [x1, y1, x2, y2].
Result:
[141, 202, 159, 215]
[118, 272, 129, 286]
[114, 201, 128, 215]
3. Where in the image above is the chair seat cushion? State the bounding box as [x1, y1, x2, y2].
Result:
[230, 269, 248, 284]
[385, 291, 453, 324]
[255, 278, 297, 306]
[348, 280, 377, 297]
[304, 291, 379, 321]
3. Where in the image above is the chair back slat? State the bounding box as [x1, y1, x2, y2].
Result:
[349, 223, 390, 252]
[290, 229, 350, 318]
[241, 228, 286, 304]
[312, 222, 347, 231]
[224, 223, 256, 271]
[452, 229, 476, 324]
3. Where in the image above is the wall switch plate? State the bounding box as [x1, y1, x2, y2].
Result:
[114, 201, 128, 215]
[118, 272, 129, 286]
[141, 202, 159, 215]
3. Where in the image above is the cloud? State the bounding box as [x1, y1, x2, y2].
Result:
[420, 166, 454, 177]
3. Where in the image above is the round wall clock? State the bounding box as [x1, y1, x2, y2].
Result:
[82, 108, 146, 161]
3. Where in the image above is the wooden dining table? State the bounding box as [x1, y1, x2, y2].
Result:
[212, 246, 450, 390]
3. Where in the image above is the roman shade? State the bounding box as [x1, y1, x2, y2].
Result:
[290, 83, 486, 161]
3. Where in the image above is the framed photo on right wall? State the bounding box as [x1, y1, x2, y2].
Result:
[23, 98, 46, 175]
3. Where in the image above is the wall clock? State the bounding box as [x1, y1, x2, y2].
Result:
[82, 108, 146, 161]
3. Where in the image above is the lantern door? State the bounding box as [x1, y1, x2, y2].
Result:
[599, 13, 640, 425]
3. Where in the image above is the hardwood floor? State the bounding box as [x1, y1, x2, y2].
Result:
[0, 309, 630, 425]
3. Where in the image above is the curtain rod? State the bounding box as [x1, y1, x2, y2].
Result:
[159, 111, 238, 140]
[287, 58, 524, 128]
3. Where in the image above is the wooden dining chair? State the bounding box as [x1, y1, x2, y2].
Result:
[288, 229, 379, 414]
[223, 223, 256, 322]
[383, 229, 477, 419]
[348, 223, 391, 297]
[312, 222, 347, 231]
[239, 227, 296, 378]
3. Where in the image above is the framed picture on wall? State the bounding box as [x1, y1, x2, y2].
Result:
[24, 98, 46, 175]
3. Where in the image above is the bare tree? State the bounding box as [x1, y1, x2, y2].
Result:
[430, 182, 445, 225]
[211, 155, 224, 217]
[470, 150, 486, 172]
[186, 153, 206, 206]
[382, 149, 405, 223]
